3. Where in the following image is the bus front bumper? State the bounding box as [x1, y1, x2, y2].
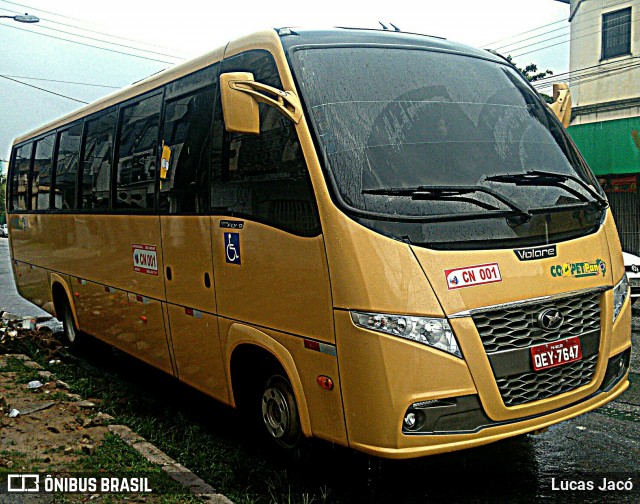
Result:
[350, 370, 628, 459]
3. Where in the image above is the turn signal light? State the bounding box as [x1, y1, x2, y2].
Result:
[317, 375, 334, 391]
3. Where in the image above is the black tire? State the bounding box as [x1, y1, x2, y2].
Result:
[61, 298, 82, 349]
[260, 374, 303, 451]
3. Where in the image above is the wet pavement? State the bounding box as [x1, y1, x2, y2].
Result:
[0, 238, 49, 318]
[1, 236, 639, 502]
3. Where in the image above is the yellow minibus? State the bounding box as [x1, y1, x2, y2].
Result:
[6, 28, 631, 459]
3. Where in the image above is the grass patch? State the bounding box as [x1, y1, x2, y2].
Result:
[3, 334, 343, 503]
[74, 433, 199, 502]
[1, 355, 42, 383]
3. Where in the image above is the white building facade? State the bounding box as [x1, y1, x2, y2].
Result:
[565, 0, 640, 253]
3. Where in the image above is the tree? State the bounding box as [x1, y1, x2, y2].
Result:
[0, 172, 6, 225]
[505, 55, 554, 103]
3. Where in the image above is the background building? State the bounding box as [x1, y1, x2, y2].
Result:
[564, 0, 640, 253]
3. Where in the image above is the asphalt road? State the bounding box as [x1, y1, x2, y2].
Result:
[1, 236, 639, 503]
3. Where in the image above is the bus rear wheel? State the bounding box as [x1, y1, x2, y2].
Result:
[260, 375, 302, 451]
[61, 299, 82, 349]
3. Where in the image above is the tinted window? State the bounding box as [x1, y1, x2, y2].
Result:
[165, 65, 217, 100]
[10, 143, 32, 211]
[54, 123, 83, 210]
[214, 51, 319, 235]
[32, 134, 55, 210]
[160, 88, 216, 214]
[115, 94, 162, 211]
[602, 8, 631, 60]
[82, 111, 116, 211]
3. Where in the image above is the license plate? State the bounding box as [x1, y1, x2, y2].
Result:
[530, 336, 582, 371]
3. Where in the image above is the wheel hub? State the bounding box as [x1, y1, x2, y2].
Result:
[261, 386, 291, 439]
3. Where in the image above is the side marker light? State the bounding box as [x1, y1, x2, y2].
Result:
[317, 375, 334, 391]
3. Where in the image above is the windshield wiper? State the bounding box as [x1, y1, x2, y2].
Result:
[485, 170, 608, 209]
[362, 185, 532, 223]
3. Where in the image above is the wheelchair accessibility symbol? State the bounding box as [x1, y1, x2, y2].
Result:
[224, 232, 241, 265]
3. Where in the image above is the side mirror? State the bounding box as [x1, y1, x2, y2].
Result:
[220, 72, 303, 135]
[549, 83, 571, 128]
[220, 72, 260, 134]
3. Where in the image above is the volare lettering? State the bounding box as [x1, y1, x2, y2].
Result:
[514, 245, 557, 261]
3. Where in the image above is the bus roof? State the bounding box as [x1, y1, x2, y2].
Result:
[13, 27, 503, 146]
[277, 27, 500, 63]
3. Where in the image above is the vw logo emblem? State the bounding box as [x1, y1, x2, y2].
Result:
[537, 309, 564, 331]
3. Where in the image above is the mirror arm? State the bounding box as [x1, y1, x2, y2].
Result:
[227, 80, 303, 124]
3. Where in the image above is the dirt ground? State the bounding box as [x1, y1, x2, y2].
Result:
[0, 353, 113, 473]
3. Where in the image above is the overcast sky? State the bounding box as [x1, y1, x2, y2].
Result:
[0, 0, 573, 172]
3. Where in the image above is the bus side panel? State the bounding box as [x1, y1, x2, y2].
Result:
[11, 260, 51, 315]
[72, 279, 131, 349]
[167, 304, 229, 403]
[11, 214, 166, 301]
[212, 218, 334, 343]
[126, 294, 173, 375]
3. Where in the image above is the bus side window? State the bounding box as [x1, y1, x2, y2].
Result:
[10, 143, 33, 212]
[53, 123, 83, 210]
[213, 50, 320, 235]
[32, 134, 55, 211]
[115, 94, 162, 211]
[81, 111, 117, 211]
[160, 88, 216, 214]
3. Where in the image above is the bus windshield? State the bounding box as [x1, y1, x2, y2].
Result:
[290, 46, 606, 249]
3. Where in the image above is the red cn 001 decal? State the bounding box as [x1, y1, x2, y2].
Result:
[132, 244, 158, 276]
[445, 263, 502, 290]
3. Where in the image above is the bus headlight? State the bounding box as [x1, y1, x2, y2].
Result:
[350, 311, 462, 358]
[613, 274, 629, 323]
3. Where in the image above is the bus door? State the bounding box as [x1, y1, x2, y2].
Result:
[159, 83, 228, 401]
[211, 50, 344, 442]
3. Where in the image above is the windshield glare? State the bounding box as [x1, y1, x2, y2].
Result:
[291, 46, 604, 248]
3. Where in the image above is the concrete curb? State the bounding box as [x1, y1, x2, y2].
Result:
[2, 344, 235, 502]
[108, 424, 234, 503]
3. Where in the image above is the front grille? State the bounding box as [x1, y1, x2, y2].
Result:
[472, 291, 601, 354]
[496, 354, 599, 406]
[470, 289, 603, 406]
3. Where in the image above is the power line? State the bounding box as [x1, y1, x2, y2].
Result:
[0, 2, 193, 57]
[532, 55, 640, 85]
[562, 61, 640, 85]
[0, 21, 176, 65]
[0, 5, 187, 60]
[506, 9, 635, 57]
[0, 74, 88, 104]
[35, 23, 185, 61]
[494, 23, 569, 52]
[1, 74, 120, 89]
[510, 11, 638, 60]
[482, 18, 567, 47]
[532, 60, 640, 93]
[486, 0, 633, 56]
[0, 0, 95, 23]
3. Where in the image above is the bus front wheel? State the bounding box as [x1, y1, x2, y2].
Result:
[260, 375, 302, 451]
